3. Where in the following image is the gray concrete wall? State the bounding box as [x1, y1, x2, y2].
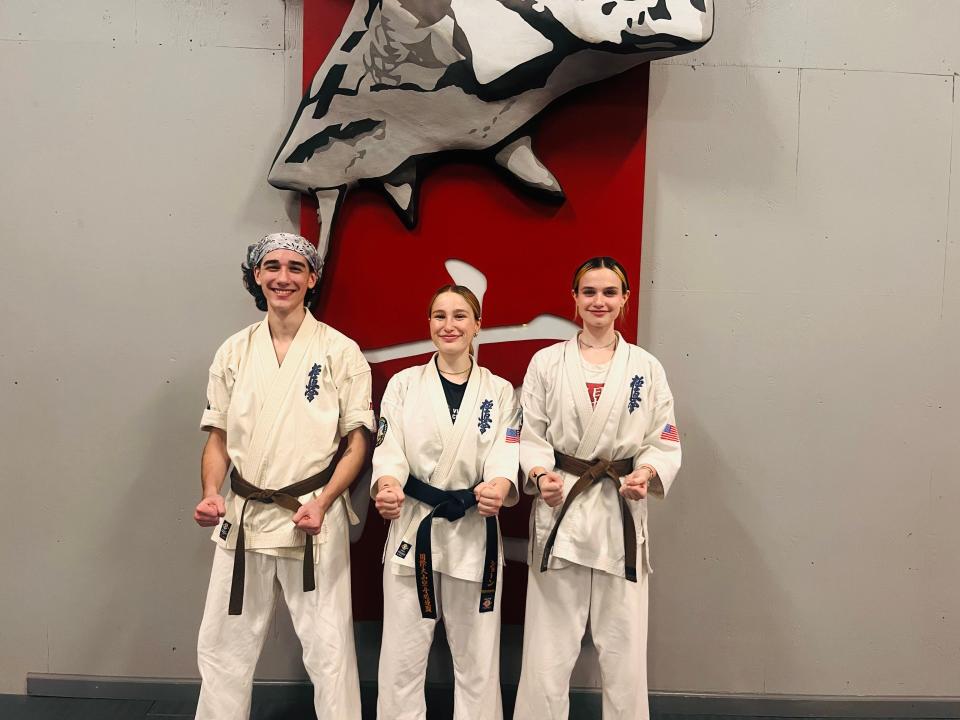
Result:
[641, 0, 960, 696]
[0, 0, 310, 694]
[0, 0, 957, 699]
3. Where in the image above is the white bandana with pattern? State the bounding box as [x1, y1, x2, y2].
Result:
[246, 232, 321, 275]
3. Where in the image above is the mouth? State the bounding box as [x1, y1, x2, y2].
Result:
[438, 334, 462, 342]
[269, 287, 296, 299]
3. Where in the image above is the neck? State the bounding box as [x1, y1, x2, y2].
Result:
[267, 305, 306, 342]
[579, 324, 616, 347]
[437, 349, 472, 373]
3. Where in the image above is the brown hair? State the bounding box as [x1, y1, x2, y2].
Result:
[572, 256, 630, 294]
[428, 284, 482, 320]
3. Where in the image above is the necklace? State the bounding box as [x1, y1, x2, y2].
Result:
[438, 359, 472, 376]
[578, 333, 617, 350]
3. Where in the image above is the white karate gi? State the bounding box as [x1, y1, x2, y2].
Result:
[513, 336, 681, 720]
[195, 312, 373, 720]
[372, 356, 521, 720]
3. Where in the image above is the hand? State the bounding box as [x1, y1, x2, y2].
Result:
[474, 481, 506, 517]
[292, 498, 326, 536]
[537, 471, 564, 508]
[619, 467, 653, 502]
[194, 494, 226, 527]
[375, 482, 405, 520]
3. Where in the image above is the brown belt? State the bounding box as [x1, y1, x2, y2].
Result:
[227, 465, 335, 615]
[540, 452, 638, 582]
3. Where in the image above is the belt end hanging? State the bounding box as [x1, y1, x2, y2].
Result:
[302, 534, 316, 593]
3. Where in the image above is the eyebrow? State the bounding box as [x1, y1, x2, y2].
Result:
[263, 259, 307, 269]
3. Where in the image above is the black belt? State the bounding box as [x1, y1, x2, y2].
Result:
[540, 452, 637, 582]
[403, 476, 499, 619]
[227, 465, 334, 615]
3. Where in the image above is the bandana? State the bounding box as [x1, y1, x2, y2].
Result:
[246, 232, 321, 275]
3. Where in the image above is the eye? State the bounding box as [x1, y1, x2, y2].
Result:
[603, 288, 618, 296]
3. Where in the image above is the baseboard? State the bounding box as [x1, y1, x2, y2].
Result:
[25, 674, 960, 719]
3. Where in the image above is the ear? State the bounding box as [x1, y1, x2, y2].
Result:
[307, 271, 318, 289]
[623, 289, 631, 303]
[253, 265, 263, 287]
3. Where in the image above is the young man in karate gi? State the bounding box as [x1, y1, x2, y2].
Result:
[514, 257, 682, 720]
[192, 232, 373, 720]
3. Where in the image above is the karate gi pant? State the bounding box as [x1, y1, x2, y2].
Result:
[513, 562, 649, 720]
[377, 565, 504, 720]
[195, 538, 361, 720]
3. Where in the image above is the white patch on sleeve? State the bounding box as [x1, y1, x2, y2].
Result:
[450, 0, 553, 85]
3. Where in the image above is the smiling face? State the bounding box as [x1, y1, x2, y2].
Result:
[429, 291, 481, 357]
[253, 249, 318, 313]
[573, 267, 630, 331]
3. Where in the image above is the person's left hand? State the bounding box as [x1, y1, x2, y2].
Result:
[619, 467, 653, 502]
[475, 481, 506, 517]
[292, 499, 326, 535]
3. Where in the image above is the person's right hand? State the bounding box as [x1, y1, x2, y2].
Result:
[194, 495, 226, 527]
[375, 482, 405, 520]
[537, 471, 565, 508]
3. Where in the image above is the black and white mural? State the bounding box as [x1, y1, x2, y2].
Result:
[269, 0, 714, 264]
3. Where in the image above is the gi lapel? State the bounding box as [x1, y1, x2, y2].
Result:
[564, 338, 595, 449]
[244, 313, 320, 485]
[426, 355, 454, 448]
[429, 356, 482, 488]
[572, 334, 629, 458]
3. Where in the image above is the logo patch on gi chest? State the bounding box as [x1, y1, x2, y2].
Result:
[395, 541, 411, 558]
[376, 417, 388, 447]
[219, 520, 232, 540]
[304, 363, 322, 403]
[628, 375, 645, 414]
[478, 399, 493, 434]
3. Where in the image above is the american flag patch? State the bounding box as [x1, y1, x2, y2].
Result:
[660, 423, 680, 442]
[505, 427, 520, 443]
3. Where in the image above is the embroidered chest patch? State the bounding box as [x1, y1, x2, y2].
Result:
[628, 375, 645, 414]
[304, 363, 322, 402]
[478, 399, 493, 434]
[376, 417, 388, 447]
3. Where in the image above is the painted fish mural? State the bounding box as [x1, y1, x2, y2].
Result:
[269, 0, 714, 267]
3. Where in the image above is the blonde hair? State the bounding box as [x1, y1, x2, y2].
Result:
[428, 285, 481, 355]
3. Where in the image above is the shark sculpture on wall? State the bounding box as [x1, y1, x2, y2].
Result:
[269, 0, 714, 267]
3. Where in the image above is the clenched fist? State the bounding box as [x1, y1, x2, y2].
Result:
[474, 480, 507, 517]
[619, 466, 655, 502]
[536, 471, 564, 508]
[194, 494, 226, 527]
[375, 479, 405, 520]
[292, 498, 326, 536]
